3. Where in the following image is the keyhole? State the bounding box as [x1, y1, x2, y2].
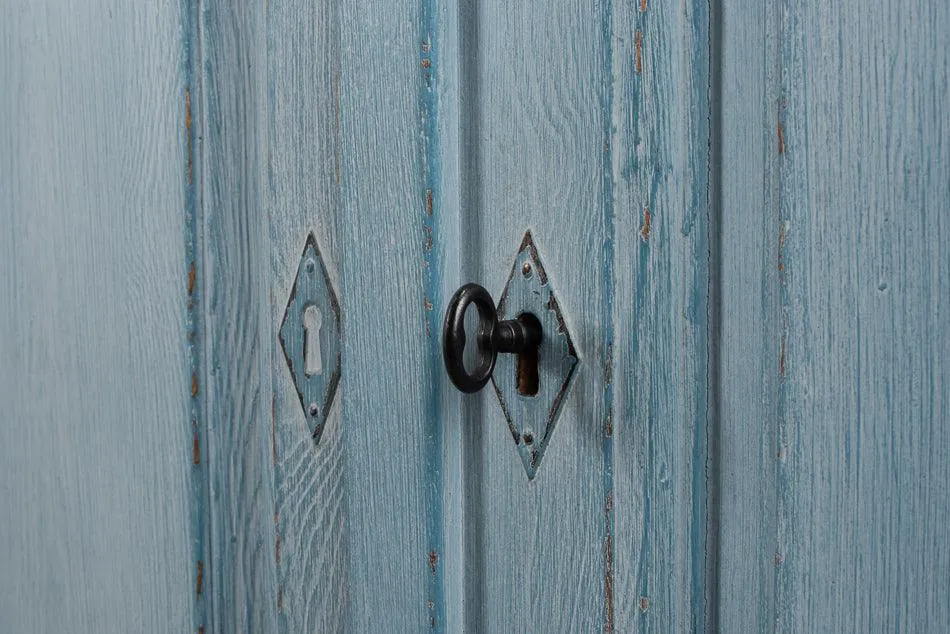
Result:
[304, 305, 323, 376]
[516, 313, 541, 396]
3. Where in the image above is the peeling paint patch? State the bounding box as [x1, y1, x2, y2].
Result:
[640, 0, 647, 11]
[196, 560, 203, 596]
[185, 89, 193, 183]
[780, 334, 787, 377]
[428, 550, 438, 575]
[334, 71, 341, 185]
[192, 428, 200, 465]
[187, 261, 196, 295]
[640, 207, 652, 241]
[638, 596, 650, 612]
[604, 532, 614, 631]
[271, 394, 277, 466]
[777, 121, 786, 154]
[191, 373, 199, 397]
[778, 221, 789, 273]
[635, 31, 643, 74]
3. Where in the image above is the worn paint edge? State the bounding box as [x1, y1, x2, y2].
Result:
[704, 0, 723, 631]
[181, 0, 212, 631]
[602, 0, 617, 629]
[420, 0, 446, 629]
[689, 0, 714, 630]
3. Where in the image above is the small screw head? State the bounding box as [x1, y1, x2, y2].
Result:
[309, 403, 319, 417]
[523, 431, 534, 445]
[521, 261, 532, 278]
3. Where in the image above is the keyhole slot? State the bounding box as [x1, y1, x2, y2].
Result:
[303, 305, 323, 377]
[515, 313, 541, 396]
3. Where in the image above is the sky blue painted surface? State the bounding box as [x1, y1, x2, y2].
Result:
[3, 0, 947, 631]
[717, 2, 950, 631]
[0, 2, 197, 631]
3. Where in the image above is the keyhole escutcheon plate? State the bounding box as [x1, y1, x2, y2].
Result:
[279, 233, 341, 444]
[491, 231, 579, 480]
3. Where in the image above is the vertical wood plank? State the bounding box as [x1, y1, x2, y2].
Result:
[0, 2, 196, 631]
[201, 0, 351, 629]
[203, 0, 453, 628]
[719, 1, 950, 630]
[266, 1, 347, 631]
[460, 2, 610, 630]
[338, 0, 445, 628]
[611, 0, 712, 630]
[459, 0, 712, 629]
[199, 2, 280, 631]
[716, 2, 780, 631]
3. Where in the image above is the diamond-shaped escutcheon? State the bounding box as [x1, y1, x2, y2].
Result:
[279, 233, 341, 444]
[491, 231, 579, 479]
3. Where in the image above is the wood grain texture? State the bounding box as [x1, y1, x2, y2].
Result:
[611, 0, 711, 630]
[0, 2, 195, 631]
[458, 1, 614, 630]
[266, 1, 347, 631]
[337, 0, 446, 628]
[459, 0, 712, 629]
[200, 0, 349, 630]
[718, 2, 950, 631]
[203, 0, 449, 628]
[199, 2, 280, 631]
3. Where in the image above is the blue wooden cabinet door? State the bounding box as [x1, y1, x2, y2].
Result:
[3, 0, 948, 632]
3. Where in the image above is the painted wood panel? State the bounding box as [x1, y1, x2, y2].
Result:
[266, 2, 348, 630]
[0, 2, 197, 632]
[198, 2, 279, 632]
[203, 0, 452, 628]
[458, 2, 606, 628]
[199, 0, 353, 629]
[338, 0, 449, 628]
[718, 1, 950, 631]
[610, 0, 712, 630]
[458, 0, 711, 630]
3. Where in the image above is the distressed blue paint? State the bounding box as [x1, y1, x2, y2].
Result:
[180, 1, 212, 632]
[492, 232, 580, 480]
[263, 0, 347, 629]
[278, 233, 341, 443]
[420, 0, 447, 628]
[459, 0, 616, 630]
[599, 0, 617, 629]
[197, 1, 284, 631]
[338, 0, 442, 628]
[686, 1, 714, 630]
[718, 1, 950, 631]
[610, 0, 712, 630]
